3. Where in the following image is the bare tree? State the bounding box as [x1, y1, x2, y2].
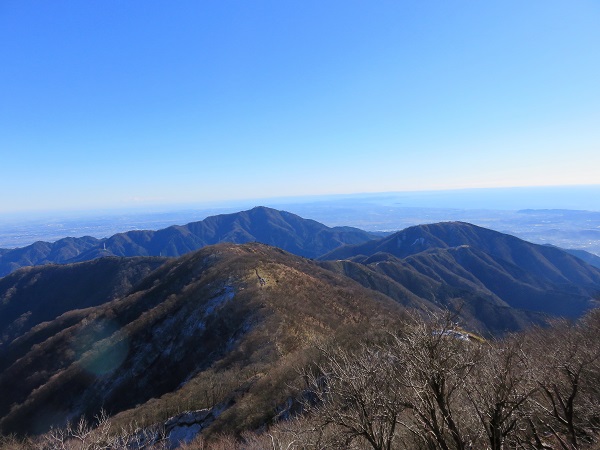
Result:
[390, 312, 480, 450]
[33, 410, 116, 450]
[464, 335, 537, 450]
[0, 434, 30, 450]
[524, 318, 600, 450]
[28, 410, 167, 450]
[304, 343, 410, 450]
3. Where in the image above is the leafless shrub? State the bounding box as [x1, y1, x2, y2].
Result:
[15, 410, 168, 450]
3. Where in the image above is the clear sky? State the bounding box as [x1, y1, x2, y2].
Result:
[1, 0, 599, 214]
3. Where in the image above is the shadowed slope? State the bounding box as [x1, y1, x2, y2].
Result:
[0, 256, 167, 356]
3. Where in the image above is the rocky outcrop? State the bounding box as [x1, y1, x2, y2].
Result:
[164, 407, 221, 449]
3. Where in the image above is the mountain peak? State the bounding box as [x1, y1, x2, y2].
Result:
[0, 208, 378, 276]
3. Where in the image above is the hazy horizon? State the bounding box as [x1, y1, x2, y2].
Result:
[1, 185, 598, 254]
[1, 184, 599, 219]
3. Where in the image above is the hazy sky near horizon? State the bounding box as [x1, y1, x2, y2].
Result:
[1, 1, 599, 213]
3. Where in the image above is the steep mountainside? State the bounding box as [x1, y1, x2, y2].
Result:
[320, 255, 549, 336]
[321, 222, 600, 326]
[0, 207, 376, 277]
[0, 243, 405, 436]
[0, 257, 167, 358]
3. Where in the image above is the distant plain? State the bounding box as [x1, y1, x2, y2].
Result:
[1, 186, 599, 256]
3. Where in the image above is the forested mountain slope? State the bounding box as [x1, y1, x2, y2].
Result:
[0, 243, 404, 436]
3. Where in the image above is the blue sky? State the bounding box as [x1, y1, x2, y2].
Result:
[1, 0, 599, 214]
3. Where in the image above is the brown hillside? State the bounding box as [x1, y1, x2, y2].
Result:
[0, 243, 405, 436]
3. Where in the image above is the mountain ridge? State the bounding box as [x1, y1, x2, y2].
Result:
[323, 221, 600, 284]
[2, 217, 600, 439]
[2, 217, 599, 340]
[0, 243, 405, 436]
[321, 221, 600, 330]
[0, 207, 377, 277]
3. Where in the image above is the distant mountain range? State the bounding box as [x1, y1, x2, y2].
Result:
[1, 208, 600, 438]
[0, 207, 377, 277]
